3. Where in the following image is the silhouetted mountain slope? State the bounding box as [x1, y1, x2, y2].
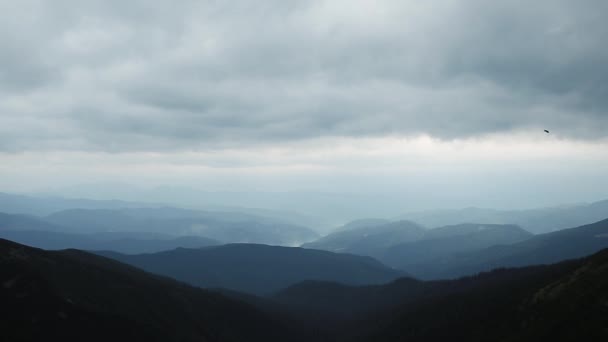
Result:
[270, 249, 608, 341]
[410, 218, 608, 279]
[401, 199, 608, 233]
[382, 223, 533, 272]
[302, 220, 425, 256]
[46, 208, 319, 245]
[98, 244, 405, 295]
[360, 249, 608, 342]
[0, 239, 299, 342]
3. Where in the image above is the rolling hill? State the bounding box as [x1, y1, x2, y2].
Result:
[97, 244, 405, 295]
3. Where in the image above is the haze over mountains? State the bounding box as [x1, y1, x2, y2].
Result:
[2, 191, 608, 278]
[0, 193, 319, 248]
[15, 187, 608, 233]
[1, 190, 608, 341]
[400, 199, 608, 234]
[2, 0, 608, 340]
[1, 191, 608, 341]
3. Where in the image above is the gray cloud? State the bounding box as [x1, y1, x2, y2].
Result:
[1, 0, 607, 152]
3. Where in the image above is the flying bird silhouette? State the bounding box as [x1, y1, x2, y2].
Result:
[544, 129, 550, 133]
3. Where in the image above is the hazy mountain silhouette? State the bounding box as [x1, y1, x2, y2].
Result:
[0, 239, 300, 342]
[0, 192, 159, 216]
[302, 220, 426, 257]
[0, 212, 220, 253]
[381, 223, 533, 273]
[405, 218, 608, 279]
[401, 199, 608, 233]
[304, 221, 533, 267]
[97, 244, 405, 295]
[46, 208, 319, 245]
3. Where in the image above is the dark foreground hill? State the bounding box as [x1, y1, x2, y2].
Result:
[98, 244, 405, 295]
[0, 239, 298, 342]
[361, 248, 608, 342]
[272, 248, 608, 341]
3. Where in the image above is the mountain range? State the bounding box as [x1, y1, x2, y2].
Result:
[2, 237, 607, 341]
[0, 204, 319, 247]
[303, 218, 608, 281]
[403, 217, 608, 279]
[401, 199, 608, 234]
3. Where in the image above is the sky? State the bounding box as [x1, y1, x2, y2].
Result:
[1, 0, 607, 217]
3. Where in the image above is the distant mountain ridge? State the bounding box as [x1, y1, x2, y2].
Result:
[303, 221, 533, 267]
[0, 192, 161, 216]
[46, 208, 319, 246]
[401, 199, 608, 233]
[0, 211, 221, 253]
[302, 220, 426, 256]
[303, 218, 608, 280]
[0, 204, 319, 247]
[399, 218, 608, 279]
[381, 223, 533, 274]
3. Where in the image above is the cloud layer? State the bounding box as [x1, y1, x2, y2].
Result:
[1, 0, 607, 152]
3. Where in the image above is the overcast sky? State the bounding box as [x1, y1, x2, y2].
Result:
[1, 0, 607, 214]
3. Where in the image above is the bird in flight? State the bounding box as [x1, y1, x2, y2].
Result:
[544, 129, 550, 133]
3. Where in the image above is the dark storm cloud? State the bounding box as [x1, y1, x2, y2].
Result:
[1, 0, 607, 152]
